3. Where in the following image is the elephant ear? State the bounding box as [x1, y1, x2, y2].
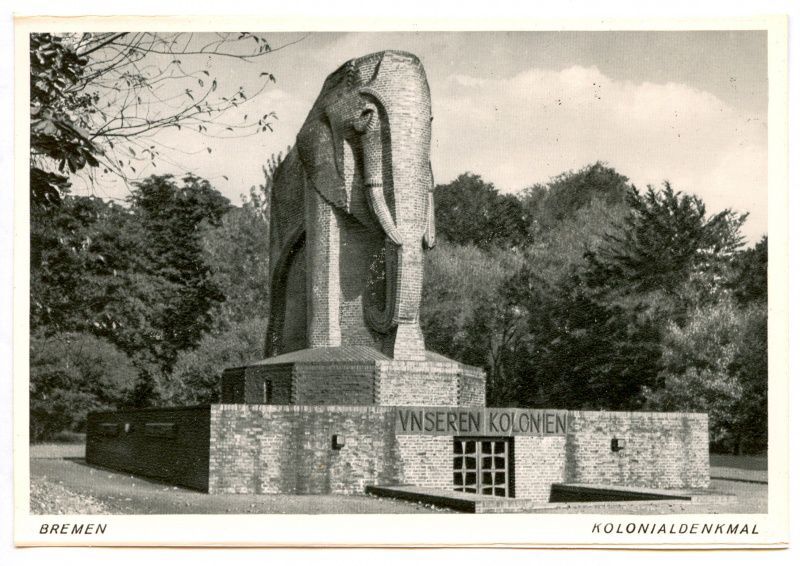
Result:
[296, 112, 348, 209]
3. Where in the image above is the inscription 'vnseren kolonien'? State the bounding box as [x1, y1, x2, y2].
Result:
[395, 407, 570, 436]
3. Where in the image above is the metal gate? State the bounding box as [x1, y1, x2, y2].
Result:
[453, 437, 512, 497]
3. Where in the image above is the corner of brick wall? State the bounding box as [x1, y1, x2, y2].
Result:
[209, 405, 402, 495]
[564, 410, 710, 489]
[87, 406, 211, 491]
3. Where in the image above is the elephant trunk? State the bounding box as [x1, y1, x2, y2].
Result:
[359, 52, 432, 360]
[361, 114, 430, 361]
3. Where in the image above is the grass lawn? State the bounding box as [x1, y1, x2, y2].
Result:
[710, 453, 767, 471]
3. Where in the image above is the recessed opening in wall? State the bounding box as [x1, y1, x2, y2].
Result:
[262, 379, 273, 403]
[453, 437, 514, 498]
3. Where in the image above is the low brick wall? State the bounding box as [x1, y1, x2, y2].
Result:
[208, 404, 400, 494]
[85, 406, 210, 491]
[86, 405, 709, 501]
[565, 411, 710, 489]
[515, 436, 568, 501]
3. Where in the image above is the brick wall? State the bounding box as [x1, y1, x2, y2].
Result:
[563, 411, 710, 490]
[209, 404, 401, 494]
[221, 354, 487, 408]
[514, 436, 567, 501]
[86, 405, 709, 500]
[292, 363, 376, 404]
[375, 360, 458, 405]
[396, 435, 452, 489]
[375, 359, 486, 406]
[457, 367, 486, 406]
[85, 406, 210, 491]
[338, 213, 386, 350]
[221, 365, 293, 404]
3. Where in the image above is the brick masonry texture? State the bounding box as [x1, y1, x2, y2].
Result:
[265, 51, 434, 360]
[208, 404, 400, 494]
[220, 349, 487, 407]
[87, 406, 708, 499]
[564, 410, 710, 490]
[85, 406, 210, 491]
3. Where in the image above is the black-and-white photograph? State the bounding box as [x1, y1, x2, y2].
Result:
[12, 15, 789, 548]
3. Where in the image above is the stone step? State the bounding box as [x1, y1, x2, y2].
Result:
[365, 485, 538, 513]
[551, 483, 736, 504]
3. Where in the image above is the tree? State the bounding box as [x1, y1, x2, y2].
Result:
[521, 162, 631, 235]
[421, 242, 526, 404]
[30, 33, 98, 210]
[433, 173, 529, 249]
[584, 182, 747, 314]
[30, 173, 234, 407]
[30, 332, 136, 441]
[202, 155, 285, 331]
[30, 32, 285, 204]
[523, 196, 629, 288]
[161, 318, 267, 405]
[729, 235, 768, 305]
[728, 305, 768, 453]
[126, 175, 232, 375]
[203, 199, 270, 331]
[643, 299, 766, 453]
[505, 267, 662, 410]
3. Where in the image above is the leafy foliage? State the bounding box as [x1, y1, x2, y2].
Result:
[505, 269, 662, 410]
[203, 165, 277, 332]
[421, 243, 526, 404]
[643, 301, 767, 452]
[29, 32, 283, 203]
[30, 174, 233, 407]
[728, 235, 768, 305]
[585, 183, 747, 301]
[161, 318, 267, 406]
[521, 162, 631, 235]
[30, 332, 136, 441]
[433, 173, 530, 249]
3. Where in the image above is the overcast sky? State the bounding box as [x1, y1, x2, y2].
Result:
[84, 31, 768, 243]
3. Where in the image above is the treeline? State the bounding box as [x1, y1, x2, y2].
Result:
[29, 173, 271, 439]
[29, 163, 767, 454]
[424, 164, 766, 454]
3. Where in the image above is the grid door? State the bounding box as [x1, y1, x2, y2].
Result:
[453, 437, 511, 497]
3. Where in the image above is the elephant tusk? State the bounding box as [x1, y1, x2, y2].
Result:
[423, 190, 436, 249]
[366, 183, 403, 246]
[361, 125, 402, 246]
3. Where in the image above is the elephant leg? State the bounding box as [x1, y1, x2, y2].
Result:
[305, 185, 342, 348]
[264, 227, 306, 358]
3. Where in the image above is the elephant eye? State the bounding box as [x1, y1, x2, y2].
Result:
[355, 106, 377, 133]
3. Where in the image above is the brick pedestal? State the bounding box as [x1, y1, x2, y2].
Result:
[220, 345, 486, 407]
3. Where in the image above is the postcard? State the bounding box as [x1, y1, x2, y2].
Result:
[13, 14, 789, 548]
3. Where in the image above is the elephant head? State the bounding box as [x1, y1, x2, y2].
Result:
[296, 51, 435, 355]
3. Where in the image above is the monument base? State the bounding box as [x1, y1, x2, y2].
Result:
[220, 345, 486, 407]
[86, 405, 711, 502]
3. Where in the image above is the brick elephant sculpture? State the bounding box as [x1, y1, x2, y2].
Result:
[265, 51, 436, 361]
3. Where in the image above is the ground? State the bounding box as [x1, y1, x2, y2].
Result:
[28, 443, 767, 515]
[29, 445, 445, 514]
